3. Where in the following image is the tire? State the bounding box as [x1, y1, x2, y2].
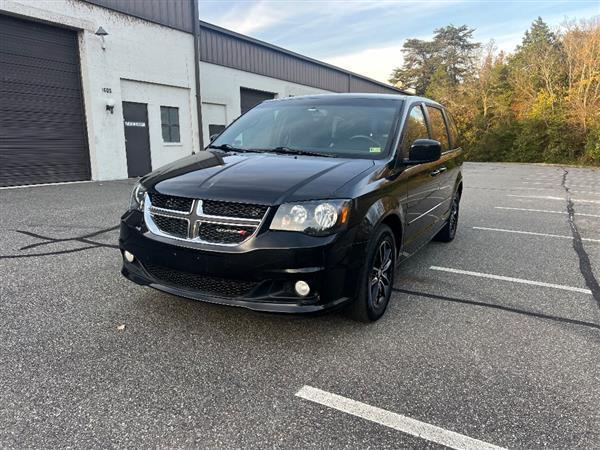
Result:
[348, 224, 396, 322]
[434, 190, 460, 242]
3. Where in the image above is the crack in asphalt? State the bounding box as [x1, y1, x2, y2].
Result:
[393, 288, 600, 331]
[0, 225, 119, 260]
[561, 169, 600, 311]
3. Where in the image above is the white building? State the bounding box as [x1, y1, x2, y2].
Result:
[0, 0, 403, 187]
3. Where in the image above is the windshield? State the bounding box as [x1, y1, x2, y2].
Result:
[211, 98, 402, 159]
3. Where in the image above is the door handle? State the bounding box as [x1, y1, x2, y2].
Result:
[430, 166, 447, 176]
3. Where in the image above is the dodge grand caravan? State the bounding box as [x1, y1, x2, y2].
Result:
[120, 94, 463, 321]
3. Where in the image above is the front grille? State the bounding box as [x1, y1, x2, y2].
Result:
[150, 193, 193, 212]
[145, 194, 269, 246]
[202, 200, 268, 220]
[152, 215, 188, 238]
[197, 222, 256, 244]
[144, 263, 258, 298]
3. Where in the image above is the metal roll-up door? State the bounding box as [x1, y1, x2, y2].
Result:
[0, 14, 90, 187]
[240, 87, 275, 115]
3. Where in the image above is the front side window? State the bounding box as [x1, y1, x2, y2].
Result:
[426, 106, 449, 152]
[400, 105, 429, 156]
[161, 106, 180, 143]
[211, 98, 401, 159]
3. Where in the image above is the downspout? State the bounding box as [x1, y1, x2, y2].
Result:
[192, 0, 204, 151]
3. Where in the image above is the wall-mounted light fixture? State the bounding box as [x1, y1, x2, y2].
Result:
[105, 98, 115, 114]
[95, 26, 108, 50]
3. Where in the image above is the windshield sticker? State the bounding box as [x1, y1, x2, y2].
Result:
[369, 147, 381, 153]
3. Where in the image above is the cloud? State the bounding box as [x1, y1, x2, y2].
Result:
[324, 44, 405, 84]
[206, 0, 293, 35]
[200, 0, 598, 85]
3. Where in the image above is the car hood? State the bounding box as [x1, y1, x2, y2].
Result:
[142, 151, 374, 205]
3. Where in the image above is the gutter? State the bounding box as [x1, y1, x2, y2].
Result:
[192, 0, 204, 151]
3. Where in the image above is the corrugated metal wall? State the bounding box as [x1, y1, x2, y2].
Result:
[200, 25, 348, 92]
[199, 22, 402, 95]
[85, 0, 193, 33]
[349, 76, 399, 94]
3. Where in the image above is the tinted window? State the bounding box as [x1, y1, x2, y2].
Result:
[426, 106, 449, 152]
[445, 111, 459, 149]
[213, 99, 400, 159]
[401, 105, 429, 155]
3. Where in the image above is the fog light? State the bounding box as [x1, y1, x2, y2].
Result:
[294, 280, 310, 297]
[123, 250, 135, 263]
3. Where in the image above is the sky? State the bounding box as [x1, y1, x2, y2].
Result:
[198, 0, 599, 84]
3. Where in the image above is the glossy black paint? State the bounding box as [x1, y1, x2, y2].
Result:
[119, 94, 463, 313]
[407, 139, 442, 164]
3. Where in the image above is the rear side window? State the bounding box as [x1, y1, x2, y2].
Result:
[426, 106, 449, 152]
[401, 105, 429, 156]
[445, 111, 459, 149]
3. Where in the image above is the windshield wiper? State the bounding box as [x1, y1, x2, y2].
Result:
[208, 144, 263, 154]
[259, 146, 336, 158]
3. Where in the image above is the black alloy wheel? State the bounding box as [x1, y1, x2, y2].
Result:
[435, 191, 460, 242]
[369, 239, 394, 312]
[349, 224, 396, 322]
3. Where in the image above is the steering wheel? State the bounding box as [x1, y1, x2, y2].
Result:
[349, 135, 379, 146]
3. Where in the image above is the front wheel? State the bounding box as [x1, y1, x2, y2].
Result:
[434, 191, 460, 242]
[348, 224, 396, 322]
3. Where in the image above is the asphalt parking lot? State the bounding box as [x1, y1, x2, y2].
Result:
[1, 162, 599, 448]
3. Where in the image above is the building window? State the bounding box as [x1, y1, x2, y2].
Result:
[209, 124, 226, 139]
[161, 106, 180, 143]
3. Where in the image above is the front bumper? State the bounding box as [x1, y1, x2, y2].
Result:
[119, 210, 367, 313]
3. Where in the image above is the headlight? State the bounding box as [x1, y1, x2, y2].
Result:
[270, 199, 351, 236]
[129, 182, 146, 211]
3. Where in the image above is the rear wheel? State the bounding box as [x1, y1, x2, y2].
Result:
[434, 190, 460, 242]
[348, 224, 396, 322]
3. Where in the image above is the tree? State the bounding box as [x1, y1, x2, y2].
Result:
[389, 38, 438, 94]
[389, 25, 479, 94]
[433, 25, 480, 83]
[562, 18, 600, 135]
[389, 17, 600, 165]
[509, 17, 565, 117]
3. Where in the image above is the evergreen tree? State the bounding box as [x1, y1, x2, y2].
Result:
[389, 25, 479, 94]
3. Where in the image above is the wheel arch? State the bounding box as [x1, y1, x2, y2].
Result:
[380, 213, 403, 252]
[359, 196, 405, 253]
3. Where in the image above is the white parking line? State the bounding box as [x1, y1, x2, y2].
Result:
[0, 180, 97, 190]
[523, 182, 600, 189]
[515, 187, 600, 194]
[472, 226, 600, 243]
[430, 266, 592, 295]
[522, 181, 558, 185]
[508, 195, 600, 204]
[494, 207, 600, 218]
[295, 385, 505, 450]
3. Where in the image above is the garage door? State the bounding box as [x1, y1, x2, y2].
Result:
[0, 14, 90, 187]
[240, 87, 275, 115]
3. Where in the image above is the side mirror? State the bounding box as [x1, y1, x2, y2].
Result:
[405, 139, 442, 164]
[209, 133, 219, 142]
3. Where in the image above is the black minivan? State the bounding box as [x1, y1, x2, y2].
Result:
[120, 94, 463, 321]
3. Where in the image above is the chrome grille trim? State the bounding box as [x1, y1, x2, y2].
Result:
[144, 193, 269, 246]
[148, 192, 194, 214]
[150, 205, 193, 215]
